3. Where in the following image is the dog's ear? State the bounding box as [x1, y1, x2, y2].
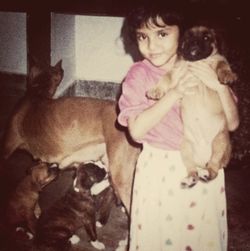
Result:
[73, 167, 89, 192]
[48, 59, 64, 97]
[27, 55, 44, 84]
[54, 59, 63, 70]
[28, 65, 43, 84]
[212, 28, 227, 56]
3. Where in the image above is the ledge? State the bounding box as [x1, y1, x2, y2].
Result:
[63, 80, 121, 101]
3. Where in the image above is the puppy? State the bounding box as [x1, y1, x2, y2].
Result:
[34, 162, 114, 251]
[5, 162, 58, 237]
[147, 26, 237, 187]
[2, 60, 140, 212]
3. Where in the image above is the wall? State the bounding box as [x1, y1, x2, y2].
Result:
[75, 15, 133, 83]
[0, 12, 27, 74]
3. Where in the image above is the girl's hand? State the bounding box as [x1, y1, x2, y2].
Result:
[171, 62, 197, 96]
[188, 61, 224, 92]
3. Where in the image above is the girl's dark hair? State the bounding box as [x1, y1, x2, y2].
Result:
[125, 4, 184, 43]
[120, 3, 184, 61]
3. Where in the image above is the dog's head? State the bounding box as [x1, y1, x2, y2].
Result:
[73, 163, 106, 192]
[178, 26, 218, 61]
[29, 162, 59, 190]
[27, 60, 64, 98]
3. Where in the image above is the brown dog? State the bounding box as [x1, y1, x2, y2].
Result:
[5, 162, 58, 236]
[147, 26, 237, 187]
[34, 163, 113, 251]
[2, 60, 140, 212]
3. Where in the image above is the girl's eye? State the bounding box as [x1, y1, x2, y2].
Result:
[136, 33, 147, 41]
[158, 31, 168, 38]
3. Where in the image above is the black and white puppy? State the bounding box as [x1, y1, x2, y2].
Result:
[33, 162, 115, 251]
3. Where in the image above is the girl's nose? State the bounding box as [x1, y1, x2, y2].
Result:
[147, 38, 157, 51]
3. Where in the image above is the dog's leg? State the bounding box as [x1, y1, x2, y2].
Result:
[83, 209, 97, 242]
[26, 212, 37, 235]
[180, 139, 199, 188]
[2, 124, 23, 160]
[34, 202, 41, 218]
[95, 186, 116, 226]
[204, 130, 231, 180]
[216, 60, 237, 84]
[107, 139, 139, 214]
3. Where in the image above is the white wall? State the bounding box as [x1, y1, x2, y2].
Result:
[0, 12, 27, 74]
[75, 15, 133, 83]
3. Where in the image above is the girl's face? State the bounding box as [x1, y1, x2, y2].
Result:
[136, 16, 179, 70]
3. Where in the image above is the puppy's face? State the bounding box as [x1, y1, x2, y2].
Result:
[31, 162, 59, 190]
[74, 163, 106, 192]
[178, 26, 217, 61]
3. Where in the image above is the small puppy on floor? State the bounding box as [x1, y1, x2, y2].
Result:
[147, 26, 238, 187]
[5, 162, 59, 238]
[34, 162, 116, 251]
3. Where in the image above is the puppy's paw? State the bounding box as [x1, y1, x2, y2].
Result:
[197, 169, 210, 182]
[115, 237, 128, 251]
[96, 221, 103, 228]
[91, 240, 105, 250]
[70, 234, 80, 244]
[218, 69, 237, 84]
[120, 206, 126, 214]
[16, 227, 34, 240]
[206, 167, 218, 180]
[146, 87, 165, 100]
[180, 175, 198, 188]
[26, 231, 34, 240]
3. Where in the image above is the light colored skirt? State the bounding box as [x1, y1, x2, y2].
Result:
[129, 143, 227, 251]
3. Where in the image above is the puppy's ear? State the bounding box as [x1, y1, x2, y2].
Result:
[26, 165, 34, 175]
[212, 28, 227, 56]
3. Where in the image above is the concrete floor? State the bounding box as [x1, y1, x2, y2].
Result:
[0, 74, 250, 250]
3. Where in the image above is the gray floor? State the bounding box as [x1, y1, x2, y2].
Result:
[0, 74, 250, 250]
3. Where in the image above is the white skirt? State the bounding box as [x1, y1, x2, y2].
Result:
[129, 143, 227, 251]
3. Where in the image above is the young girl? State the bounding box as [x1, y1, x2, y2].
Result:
[118, 6, 239, 251]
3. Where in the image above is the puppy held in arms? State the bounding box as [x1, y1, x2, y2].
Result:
[147, 26, 238, 188]
[34, 163, 116, 251]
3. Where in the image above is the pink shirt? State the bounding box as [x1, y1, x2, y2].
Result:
[118, 59, 183, 150]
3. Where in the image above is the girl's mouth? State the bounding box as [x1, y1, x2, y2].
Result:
[149, 53, 162, 59]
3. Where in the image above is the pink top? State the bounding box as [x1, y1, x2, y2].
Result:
[118, 59, 183, 150]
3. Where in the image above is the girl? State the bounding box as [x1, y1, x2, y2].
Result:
[118, 5, 239, 251]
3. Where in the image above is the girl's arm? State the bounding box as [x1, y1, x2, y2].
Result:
[128, 89, 182, 141]
[188, 61, 239, 131]
[128, 70, 195, 141]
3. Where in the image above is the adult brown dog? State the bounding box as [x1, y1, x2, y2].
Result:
[147, 26, 237, 187]
[5, 162, 58, 236]
[2, 60, 140, 211]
